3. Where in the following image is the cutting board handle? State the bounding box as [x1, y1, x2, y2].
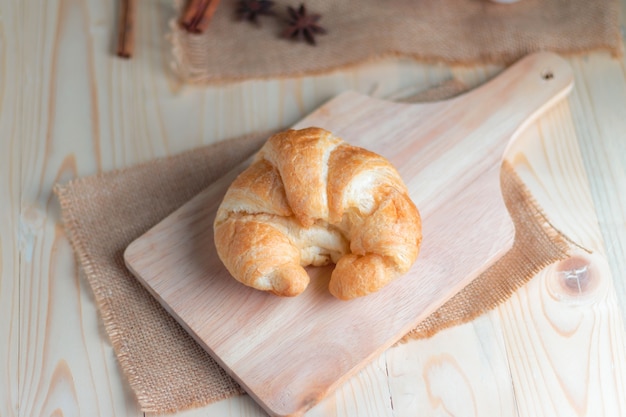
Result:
[451, 52, 574, 156]
[299, 53, 574, 208]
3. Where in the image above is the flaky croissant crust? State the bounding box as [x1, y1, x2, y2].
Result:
[214, 127, 422, 300]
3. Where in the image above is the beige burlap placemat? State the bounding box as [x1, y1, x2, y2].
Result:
[170, 0, 622, 84]
[54, 82, 576, 413]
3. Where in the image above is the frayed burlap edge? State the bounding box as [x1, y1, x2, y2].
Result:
[168, 0, 624, 85]
[171, 44, 624, 86]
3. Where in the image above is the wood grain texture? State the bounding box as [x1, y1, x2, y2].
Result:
[14, 0, 146, 415]
[125, 53, 573, 416]
[385, 315, 517, 417]
[499, 96, 626, 417]
[567, 55, 626, 322]
[0, 1, 21, 415]
[6, 0, 626, 415]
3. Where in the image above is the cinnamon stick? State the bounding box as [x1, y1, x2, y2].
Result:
[116, 0, 136, 58]
[180, 0, 221, 34]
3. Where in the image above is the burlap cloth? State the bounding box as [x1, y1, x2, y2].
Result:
[54, 82, 577, 413]
[170, 0, 622, 84]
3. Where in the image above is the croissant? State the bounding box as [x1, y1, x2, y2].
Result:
[213, 127, 421, 300]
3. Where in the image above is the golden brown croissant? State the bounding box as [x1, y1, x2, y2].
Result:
[213, 127, 421, 300]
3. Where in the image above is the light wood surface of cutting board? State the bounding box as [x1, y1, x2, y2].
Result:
[124, 52, 573, 417]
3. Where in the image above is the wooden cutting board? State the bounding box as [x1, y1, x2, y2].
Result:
[124, 53, 573, 417]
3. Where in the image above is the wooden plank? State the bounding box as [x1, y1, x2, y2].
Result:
[126, 52, 573, 416]
[385, 315, 518, 417]
[497, 95, 626, 416]
[16, 0, 144, 415]
[0, 1, 21, 415]
[567, 54, 626, 321]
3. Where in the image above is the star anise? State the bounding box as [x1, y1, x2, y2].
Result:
[282, 4, 326, 46]
[236, 0, 275, 25]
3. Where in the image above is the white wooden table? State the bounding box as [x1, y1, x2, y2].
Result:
[2, 1, 625, 416]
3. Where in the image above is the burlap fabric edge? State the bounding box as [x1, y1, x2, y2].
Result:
[168, 0, 623, 85]
[171, 42, 625, 86]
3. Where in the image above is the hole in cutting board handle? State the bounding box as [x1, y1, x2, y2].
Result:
[541, 69, 555, 80]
